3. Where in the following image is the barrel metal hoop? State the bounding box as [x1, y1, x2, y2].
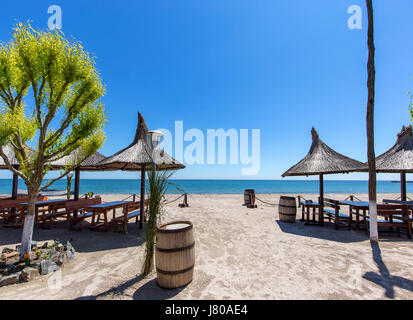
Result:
[157, 220, 193, 234]
[156, 242, 195, 253]
[279, 204, 296, 208]
[280, 196, 296, 200]
[156, 264, 195, 275]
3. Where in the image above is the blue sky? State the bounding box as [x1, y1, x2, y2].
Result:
[0, 0, 412, 180]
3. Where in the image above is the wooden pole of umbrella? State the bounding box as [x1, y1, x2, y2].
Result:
[12, 172, 18, 199]
[140, 166, 146, 229]
[319, 174, 324, 205]
[401, 171, 407, 201]
[74, 168, 80, 200]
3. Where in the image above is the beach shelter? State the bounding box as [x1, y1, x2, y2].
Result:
[358, 125, 413, 201]
[97, 112, 185, 228]
[282, 128, 365, 204]
[48, 150, 107, 200]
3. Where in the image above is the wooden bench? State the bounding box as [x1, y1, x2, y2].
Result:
[37, 200, 72, 226]
[66, 197, 102, 231]
[367, 204, 412, 239]
[112, 200, 149, 233]
[0, 196, 47, 227]
[323, 198, 352, 230]
[383, 199, 413, 222]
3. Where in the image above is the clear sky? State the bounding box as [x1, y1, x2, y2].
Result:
[0, 0, 412, 180]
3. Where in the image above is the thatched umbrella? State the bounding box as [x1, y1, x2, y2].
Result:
[357, 125, 413, 201]
[97, 112, 185, 228]
[48, 150, 107, 200]
[282, 128, 365, 204]
[0, 144, 26, 199]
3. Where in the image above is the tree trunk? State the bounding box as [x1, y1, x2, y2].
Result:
[366, 0, 378, 243]
[20, 190, 36, 260]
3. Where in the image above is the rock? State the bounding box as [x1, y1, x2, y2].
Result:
[70, 246, 76, 254]
[31, 241, 38, 250]
[41, 242, 48, 249]
[50, 247, 57, 259]
[0, 272, 21, 286]
[20, 267, 39, 282]
[6, 264, 15, 274]
[56, 253, 65, 266]
[65, 250, 74, 262]
[65, 241, 73, 252]
[30, 262, 40, 270]
[40, 260, 60, 275]
[2, 247, 14, 254]
[15, 245, 21, 252]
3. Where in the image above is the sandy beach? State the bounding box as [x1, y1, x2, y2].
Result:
[0, 193, 413, 300]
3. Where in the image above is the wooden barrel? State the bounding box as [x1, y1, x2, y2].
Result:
[278, 196, 297, 222]
[244, 189, 256, 206]
[156, 221, 195, 289]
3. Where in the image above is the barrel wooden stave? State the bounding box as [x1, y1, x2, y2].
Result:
[244, 189, 256, 206]
[156, 221, 195, 289]
[278, 196, 297, 223]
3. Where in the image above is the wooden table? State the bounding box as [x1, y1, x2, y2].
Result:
[338, 200, 369, 230]
[300, 201, 324, 226]
[84, 201, 132, 232]
[17, 199, 68, 228]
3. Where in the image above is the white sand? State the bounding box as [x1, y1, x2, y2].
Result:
[1, 193, 413, 300]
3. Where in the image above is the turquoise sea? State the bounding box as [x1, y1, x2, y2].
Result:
[0, 179, 409, 195]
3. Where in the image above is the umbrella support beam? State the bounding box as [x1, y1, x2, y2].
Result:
[401, 171, 406, 201]
[140, 166, 146, 229]
[319, 174, 324, 205]
[12, 172, 18, 199]
[74, 168, 80, 201]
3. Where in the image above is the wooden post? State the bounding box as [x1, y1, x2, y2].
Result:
[365, 0, 378, 243]
[401, 171, 406, 202]
[140, 166, 146, 229]
[133, 194, 136, 202]
[319, 174, 324, 205]
[74, 168, 80, 200]
[11, 172, 18, 199]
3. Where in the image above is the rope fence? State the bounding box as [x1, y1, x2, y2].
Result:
[163, 193, 187, 205]
[255, 196, 278, 206]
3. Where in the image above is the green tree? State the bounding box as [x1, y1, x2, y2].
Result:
[0, 23, 106, 259]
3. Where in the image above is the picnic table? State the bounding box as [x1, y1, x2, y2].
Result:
[84, 201, 132, 232]
[338, 200, 369, 230]
[17, 199, 68, 228]
[300, 201, 324, 226]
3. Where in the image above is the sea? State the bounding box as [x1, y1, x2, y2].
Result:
[0, 179, 409, 195]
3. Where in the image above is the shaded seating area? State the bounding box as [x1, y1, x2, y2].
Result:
[0, 195, 150, 234]
[0, 112, 185, 236]
[283, 126, 413, 240]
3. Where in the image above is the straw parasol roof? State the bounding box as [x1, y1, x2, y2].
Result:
[48, 149, 107, 171]
[282, 128, 365, 177]
[97, 112, 185, 171]
[362, 125, 413, 173]
[0, 144, 21, 169]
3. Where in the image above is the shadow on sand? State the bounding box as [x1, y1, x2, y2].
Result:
[275, 220, 368, 243]
[363, 242, 413, 299]
[0, 220, 146, 253]
[76, 276, 185, 300]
